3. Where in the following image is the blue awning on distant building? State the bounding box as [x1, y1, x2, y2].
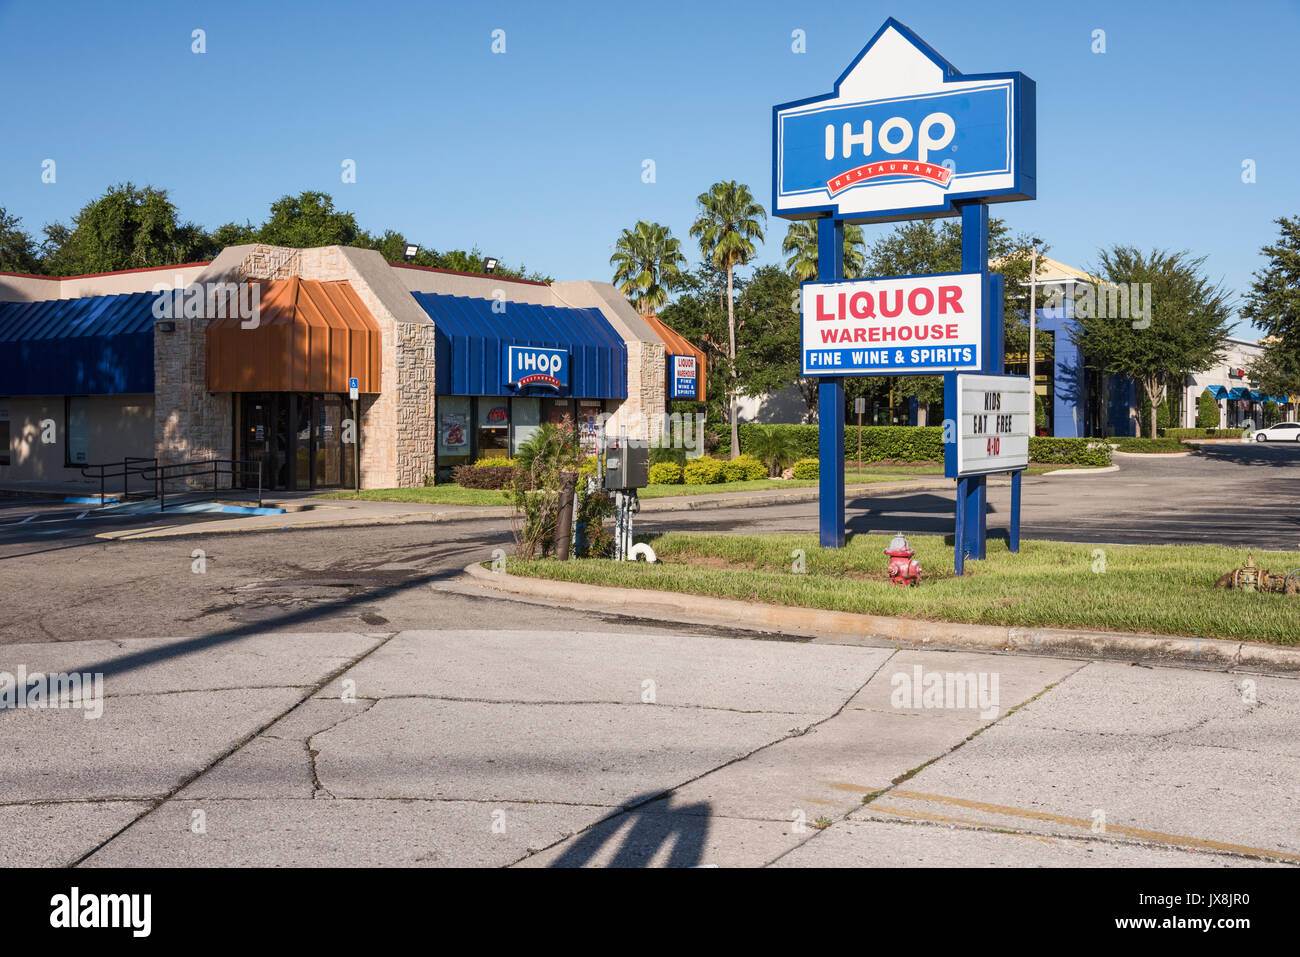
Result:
[1227, 387, 1248, 400]
[1207, 385, 1229, 399]
[411, 292, 626, 398]
[0, 292, 157, 396]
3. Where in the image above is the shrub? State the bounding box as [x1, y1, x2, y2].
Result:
[791, 457, 819, 480]
[1165, 427, 1245, 440]
[722, 454, 767, 482]
[578, 455, 599, 481]
[1264, 400, 1281, 426]
[648, 461, 683, 485]
[682, 457, 725, 484]
[744, 425, 802, 476]
[473, 457, 516, 468]
[1027, 437, 1111, 466]
[1112, 437, 1185, 454]
[1196, 389, 1220, 429]
[453, 464, 518, 489]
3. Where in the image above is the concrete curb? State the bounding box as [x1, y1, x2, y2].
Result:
[461, 562, 1300, 673]
[1042, 464, 1120, 475]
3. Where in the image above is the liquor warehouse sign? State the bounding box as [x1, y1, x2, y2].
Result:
[947, 373, 1032, 477]
[801, 272, 982, 376]
[670, 355, 698, 399]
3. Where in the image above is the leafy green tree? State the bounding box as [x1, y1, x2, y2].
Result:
[734, 265, 814, 419]
[853, 217, 1037, 420]
[1072, 247, 1232, 439]
[609, 220, 686, 316]
[1242, 216, 1300, 359]
[40, 183, 211, 275]
[658, 266, 737, 429]
[781, 220, 866, 281]
[1196, 389, 1220, 429]
[691, 181, 766, 457]
[255, 191, 367, 248]
[0, 207, 42, 273]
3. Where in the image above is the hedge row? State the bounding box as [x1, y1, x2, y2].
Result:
[738, 424, 1111, 466]
[1164, 428, 1246, 440]
[738, 424, 944, 462]
[1027, 437, 1111, 466]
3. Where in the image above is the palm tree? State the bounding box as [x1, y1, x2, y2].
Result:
[690, 181, 766, 457]
[782, 220, 867, 281]
[746, 426, 801, 477]
[609, 221, 686, 316]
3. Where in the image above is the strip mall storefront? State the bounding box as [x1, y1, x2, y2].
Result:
[1, 243, 688, 492]
[410, 291, 626, 478]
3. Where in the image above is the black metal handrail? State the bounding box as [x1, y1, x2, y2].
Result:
[140, 458, 263, 512]
[78, 457, 157, 503]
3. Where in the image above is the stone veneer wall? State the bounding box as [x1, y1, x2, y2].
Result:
[604, 339, 666, 440]
[153, 317, 233, 486]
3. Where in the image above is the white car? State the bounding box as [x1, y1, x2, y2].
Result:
[1253, 422, 1300, 442]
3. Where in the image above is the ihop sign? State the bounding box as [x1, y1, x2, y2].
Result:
[505, 345, 569, 391]
[773, 19, 1035, 223]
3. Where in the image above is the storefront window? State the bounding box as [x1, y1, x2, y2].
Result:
[67, 397, 89, 465]
[577, 400, 604, 455]
[511, 397, 540, 455]
[438, 395, 471, 464]
[477, 397, 511, 459]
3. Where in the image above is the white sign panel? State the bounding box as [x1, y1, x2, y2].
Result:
[954, 374, 1031, 476]
[801, 272, 982, 376]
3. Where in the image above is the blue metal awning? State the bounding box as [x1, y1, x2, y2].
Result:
[1227, 387, 1248, 400]
[0, 292, 158, 396]
[411, 292, 627, 398]
[1206, 385, 1228, 399]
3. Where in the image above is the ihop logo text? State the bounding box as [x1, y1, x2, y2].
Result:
[778, 84, 1012, 201]
[506, 346, 569, 390]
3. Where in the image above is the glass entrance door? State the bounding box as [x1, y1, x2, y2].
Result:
[240, 393, 347, 491]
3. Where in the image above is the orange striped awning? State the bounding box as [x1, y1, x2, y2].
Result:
[641, 312, 706, 402]
[206, 278, 381, 393]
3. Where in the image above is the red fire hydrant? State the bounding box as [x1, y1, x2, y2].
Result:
[885, 534, 922, 587]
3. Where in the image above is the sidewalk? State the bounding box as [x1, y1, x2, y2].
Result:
[6, 627, 1294, 867]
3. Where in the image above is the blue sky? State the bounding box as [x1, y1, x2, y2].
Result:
[2, 0, 1296, 334]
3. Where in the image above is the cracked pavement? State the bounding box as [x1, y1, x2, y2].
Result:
[3, 626, 1296, 867]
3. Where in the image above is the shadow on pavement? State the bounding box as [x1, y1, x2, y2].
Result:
[1191, 444, 1300, 467]
[549, 794, 712, 868]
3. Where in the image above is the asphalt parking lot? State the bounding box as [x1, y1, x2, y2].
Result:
[642, 443, 1300, 550]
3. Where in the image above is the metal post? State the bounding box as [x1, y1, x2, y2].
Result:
[816, 215, 846, 548]
[1010, 470, 1022, 553]
[954, 476, 967, 576]
[353, 397, 360, 492]
[1028, 239, 1039, 413]
[856, 404, 862, 476]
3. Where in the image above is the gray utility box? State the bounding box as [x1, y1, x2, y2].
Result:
[603, 441, 649, 490]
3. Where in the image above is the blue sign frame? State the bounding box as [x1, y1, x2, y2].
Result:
[669, 354, 698, 399]
[504, 345, 570, 392]
[772, 17, 1035, 225]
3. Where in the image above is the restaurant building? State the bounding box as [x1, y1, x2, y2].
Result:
[0, 244, 699, 491]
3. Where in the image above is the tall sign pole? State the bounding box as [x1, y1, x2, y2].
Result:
[817, 216, 846, 547]
[773, 17, 1035, 564]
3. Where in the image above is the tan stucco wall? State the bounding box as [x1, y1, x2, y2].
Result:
[0, 395, 153, 485]
[0, 264, 208, 303]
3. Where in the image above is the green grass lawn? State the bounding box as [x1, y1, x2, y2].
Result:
[320, 486, 511, 506]
[506, 531, 1300, 644]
